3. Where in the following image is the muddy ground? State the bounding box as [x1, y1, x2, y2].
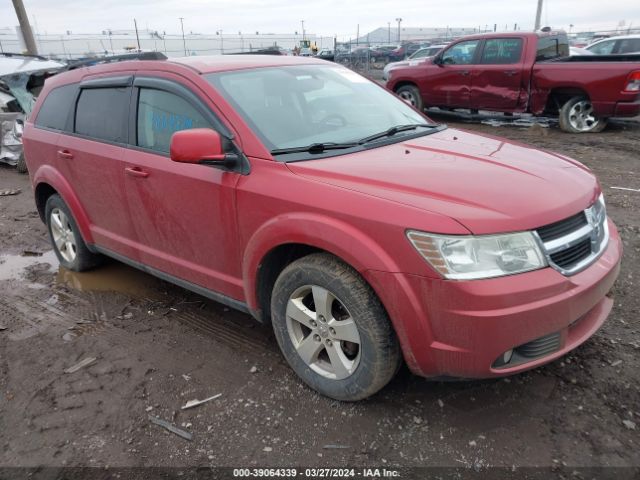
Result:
[0, 117, 639, 476]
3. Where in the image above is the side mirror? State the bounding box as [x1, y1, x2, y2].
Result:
[433, 55, 444, 66]
[170, 128, 237, 169]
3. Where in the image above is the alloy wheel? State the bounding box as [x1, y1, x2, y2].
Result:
[50, 208, 77, 263]
[285, 285, 361, 380]
[568, 100, 600, 132]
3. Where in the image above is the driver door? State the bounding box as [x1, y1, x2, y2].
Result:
[421, 40, 480, 109]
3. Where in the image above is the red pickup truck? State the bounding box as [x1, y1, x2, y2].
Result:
[386, 31, 640, 132]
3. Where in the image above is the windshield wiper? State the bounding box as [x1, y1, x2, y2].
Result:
[271, 142, 359, 155]
[357, 123, 440, 145]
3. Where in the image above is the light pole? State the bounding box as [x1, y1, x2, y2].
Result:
[217, 29, 223, 53]
[569, 24, 574, 33]
[395, 18, 402, 43]
[179, 17, 187, 56]
[387, 22, 391, 44]
[107, 29, 113, 54]
[301, 20, 305, 41]
[534, 0, 543, 31]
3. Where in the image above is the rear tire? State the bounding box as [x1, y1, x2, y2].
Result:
[16, 153, 28, 174]
[558, 96, 607, 133]
[395, 85, 424, 111]
[45, 194, 102, 272]
[271, 253, 402, 401]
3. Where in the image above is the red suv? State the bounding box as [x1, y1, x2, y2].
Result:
[23, 55, 622, 401]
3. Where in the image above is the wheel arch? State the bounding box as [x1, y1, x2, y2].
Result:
[32, 165, 94, 244]
[243, 213, 402, 323]
[544, 87, 590, 115]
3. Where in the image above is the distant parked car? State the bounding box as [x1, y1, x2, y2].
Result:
[383, 45, 446, 80]
[586, 35, 640, 55]
[388, 42, 430, 61]
[369, 45, 398, 62]
[569, 46, 594, 56]
[317, 49, 334, 61]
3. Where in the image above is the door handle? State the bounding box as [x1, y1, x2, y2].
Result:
[459, 70, 470, 76]
[124, 166, 150, 178]
[57, 149, 74, 160]
[504, 70, 518, 76]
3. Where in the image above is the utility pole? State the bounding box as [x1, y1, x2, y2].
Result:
[396, 18, 402, 43]
[534, 0, 543, 31]
[301, 20, 305, 41]
[179, 17, 187, 56]
[387, 22, 391, 44]
[134, 19, 141, 51]
[11, 0, 38, 55]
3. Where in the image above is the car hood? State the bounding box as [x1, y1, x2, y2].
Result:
[286, 128, 598, 234]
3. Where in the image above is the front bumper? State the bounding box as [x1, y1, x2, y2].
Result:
[364, 219, 622, 378]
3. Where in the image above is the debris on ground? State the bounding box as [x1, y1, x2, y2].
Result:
[0, 189, 21, 196]
[611, 186, 640, 193]
[263, 446, 272, 452]
[438, 399, 445, 408]
[63, 357, 97, 374]
[610, 360, 623, 367]
[249, 365, 258, 373]
[323, 444, 350, 449]
[622, 420, 636, 430]
[0, 325, 7, 331]
[149, 415, 193, 441]
[180, 393, 222, 410]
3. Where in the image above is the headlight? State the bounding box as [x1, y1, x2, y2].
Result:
[406, 230, 547, 280]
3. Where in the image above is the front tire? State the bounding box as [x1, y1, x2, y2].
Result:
[271, 253, 401, 401]
[45, 194, 102, 272]
[558, 96, 607, 133]
[395, 84, 424, 111]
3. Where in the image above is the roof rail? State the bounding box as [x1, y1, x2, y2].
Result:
[0, 52, 50, 61]
[65, 51, 168, 70]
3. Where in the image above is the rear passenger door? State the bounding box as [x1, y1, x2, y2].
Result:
[122, 75, 244, 300]
[470, 38, 526, 111]
[56, 76, 138, 259]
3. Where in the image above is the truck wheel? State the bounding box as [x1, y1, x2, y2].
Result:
[271, 253, 401, 401]
[45, 194, 102, 272]
[396, 85, 424, 111]
[559, 96, 608, 133]
[16, 153, 28, 174]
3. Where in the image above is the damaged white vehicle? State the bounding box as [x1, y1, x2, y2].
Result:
[1, 53, 64, 173]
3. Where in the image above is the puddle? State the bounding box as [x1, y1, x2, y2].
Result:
[0, 251, 59, 281]
[57, 262, 161, 297]
[0, 250, 160, 298]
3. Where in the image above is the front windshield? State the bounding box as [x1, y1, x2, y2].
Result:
[206, 65, 432, 151]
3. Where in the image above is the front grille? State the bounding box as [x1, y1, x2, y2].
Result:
[537, 211, 588, 242]
[535, 197, 608, 275]
[549, 238, 592, 268]
[515, 332, 561, 358]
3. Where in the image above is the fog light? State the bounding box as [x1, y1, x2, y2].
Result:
[502, 349, 514, 364]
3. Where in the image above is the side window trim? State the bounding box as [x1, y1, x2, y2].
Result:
[72, 85, 133, 146]
[132, 76, 233, 140]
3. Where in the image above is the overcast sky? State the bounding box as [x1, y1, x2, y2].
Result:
[2, 0, 639, 37]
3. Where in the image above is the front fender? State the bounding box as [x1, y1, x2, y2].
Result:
[242, 212, 401, 311]
[33, 164, 94, 244]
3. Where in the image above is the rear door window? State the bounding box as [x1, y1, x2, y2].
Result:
[35, 84, 77, 131]
[588, 39, 616, 55]
[136, 88, 211, 154]
[481, 39, 523, 64]
[75, 87, 129, 143]
[617, 38, 640, 53]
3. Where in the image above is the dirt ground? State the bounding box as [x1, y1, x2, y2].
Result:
[0, 117, 639, 476]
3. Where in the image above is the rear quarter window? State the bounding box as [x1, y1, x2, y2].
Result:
[536, 35, 570, 60]
[34, 84, 77, 131]
[74, 87, 129, 143]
